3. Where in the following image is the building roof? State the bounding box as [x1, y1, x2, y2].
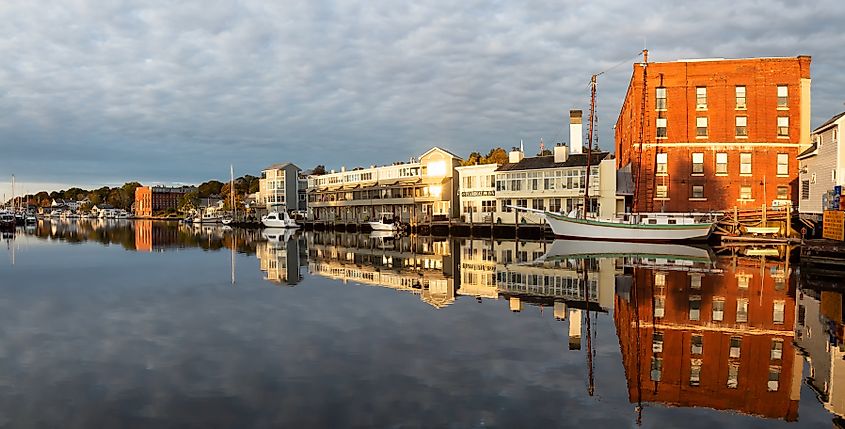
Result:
[813, 111, 845, 133]
[262, 162, 301, 171]
[420, 146, 462, 160]
[495, 152, 611, 172]
[797, 142, 818, 160]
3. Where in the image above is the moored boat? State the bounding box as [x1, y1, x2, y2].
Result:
[532, 208, 715, 242]
[0, 211, 15, 230]
[261, 210, 299, 228]
[367, 212, 399, 232]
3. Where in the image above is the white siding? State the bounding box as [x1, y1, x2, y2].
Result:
[800, 118, 844, 215]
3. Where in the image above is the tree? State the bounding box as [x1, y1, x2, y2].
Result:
[179, 190, 199, 212]
[197, 180, 224, 198]
[482, 148, 509, 165]
[461, 152, 483, 166]
[311, 165, 327, 175]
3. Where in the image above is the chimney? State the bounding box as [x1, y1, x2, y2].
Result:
[508, 146, 524, 164]
[341, 166, 346, 172]
[569, 110, 583, 155]
[553, 143, 569, 163]
[568, 308, 582, 350]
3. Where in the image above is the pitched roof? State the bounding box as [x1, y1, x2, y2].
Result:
[495, 152, 611, 172]
[797, 142, 818, 159]
[814, 111, 845, 133]
[262, 162, 301, 171]
[420, 146, 462, 160]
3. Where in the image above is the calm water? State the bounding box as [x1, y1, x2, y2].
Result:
[0, 220, 839, 428]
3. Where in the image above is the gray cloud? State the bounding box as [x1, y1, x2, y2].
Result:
[1, 0, 844, 195]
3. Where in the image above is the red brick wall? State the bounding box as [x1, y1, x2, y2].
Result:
[135, 187, 152, 217]
[615, 56, 810, 212]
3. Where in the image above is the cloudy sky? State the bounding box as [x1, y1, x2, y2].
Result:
[1, 0, 844, 198]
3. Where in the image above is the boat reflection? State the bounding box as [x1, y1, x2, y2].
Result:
[256, 230, 305, 286]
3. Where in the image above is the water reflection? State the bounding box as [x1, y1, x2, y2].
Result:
[4, 220, 840, 426]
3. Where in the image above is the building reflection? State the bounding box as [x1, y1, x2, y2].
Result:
[256, 229, 305, 286]
[306, 232, 457, 308]
[615, 250, 801, 421]
[796, 284, 845, 422]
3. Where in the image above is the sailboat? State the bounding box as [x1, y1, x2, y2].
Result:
[512, 51, 715, 242]
[222, 165, 235, 226]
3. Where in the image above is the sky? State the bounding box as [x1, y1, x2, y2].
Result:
[1, 0, 844, 199]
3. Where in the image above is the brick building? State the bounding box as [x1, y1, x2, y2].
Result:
[615, 54, 812, 213]
[614, 257, 801, 420]
[134, 186, 195, 217]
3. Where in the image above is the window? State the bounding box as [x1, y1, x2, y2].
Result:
[532, 199, 544, 210]
[716, 152, 728, 175]
[653, 331, 664, 353]
[736, 116, 748, 137]
[696, 86, 707, 109]
[771, 340, 783, 360]
[656, 118, 667, 138]
[691, 185, 704, 199]
[696, 117, 708, 137]
[656, 87, 667, 110]
[713, 299, 725, 321]
[729, 336, 742, 358]
[481, 200, 495, 212]
[691, 152, 704, 174]
[737, 298, 749, 323]
[689, 295, 701, 321]
[549, 198, 561, 213]
[728, 364, 739, 388]
[656, 153, 668, 175]
[801, 180, 810, 199]
[656, 185, 668, 199]
[777, 186, 789, 200]
[736, 85, 747, 109]
[690, 274, 702, 289]
[651, 357, 663, 381]
[740, 153, 752, 175]
[778, 116, 789, 137]
[773, 300, 785, 324]
[691, 334, 703, 355]
[740, 186, 752, 200]
[777, 153, 789, 176]
[654, 296, 665, 318]
[690, 360, 702, 386]
[501, 199, 512, 212]
[768, 367, 781, 391]
[777, 85, 788, 108]
[544, 178, 554, 190]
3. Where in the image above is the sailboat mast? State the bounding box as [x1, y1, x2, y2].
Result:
[11, 174, 15, 211]
[583, 75, 597, 219]
[230, 164, 235, 218]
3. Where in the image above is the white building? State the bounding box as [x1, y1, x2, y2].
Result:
[259, 162, 302, 212]
[455, 163, 498, 223]
[798, 111, 845, 220]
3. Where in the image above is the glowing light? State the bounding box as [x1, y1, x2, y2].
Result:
[427, 160, 446, 177]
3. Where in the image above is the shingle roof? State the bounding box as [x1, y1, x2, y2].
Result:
[262, 162, 301, 171]
[797, 142, 817, 159]
[495, 152, 611, 172]
[813, 111, 845, 133]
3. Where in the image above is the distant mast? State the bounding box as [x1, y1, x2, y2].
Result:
[583, 75, 597, 219]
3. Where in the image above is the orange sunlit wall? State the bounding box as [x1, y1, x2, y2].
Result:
[614, 258, 799, 420]
[615, 56, 811, 213]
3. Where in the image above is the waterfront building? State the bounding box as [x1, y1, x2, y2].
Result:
[307, 147, 462, 223]
[615, 55, 812, 212]
[614, 255, 800, 420]
[455, 164, 498, 223]
[258, 162, 302, 212]
[90, 203, 114, 217]
[134, 185, 195, 217]
[456, 239, 498, 299]
[134, 219, 179, 252]
[798, 111, 845, 221]
[51, 198, 81, 211]
[256, 237, 303, 286]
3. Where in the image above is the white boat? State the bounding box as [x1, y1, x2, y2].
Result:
[261, 210, 299, 228]
[221, 217, 233, 225]
[0, 211, 15, 230]
[194, 213, 223, 224]
[25, 214, 37, 224]
[368, 212, 399, 232]
[512, 207, 714, 242]
[262, 227, 295, 243]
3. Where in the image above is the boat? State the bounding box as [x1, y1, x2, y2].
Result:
[221, 217, 233, 225]
[25, 213, 37, 224]
[535, 239, 714, 264]
[0, 211, 15, 230]
[194, 213, 223, 224]
[368, 212, 399, 232]
[262, 227, 296, 243]
[261, 210, 299, 228]
[513, 207, 714, 242]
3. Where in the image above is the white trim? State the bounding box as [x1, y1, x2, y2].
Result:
[639, 142, 800, 148]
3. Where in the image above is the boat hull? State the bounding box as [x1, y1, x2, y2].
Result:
[543, 212, 713, 242]
[368, 222, 398, 232]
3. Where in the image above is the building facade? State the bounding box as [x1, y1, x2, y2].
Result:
[798, 111, 845, 219]
[259, 162, 302, 212]
[455, 163, 498, 223]
[134, 185, 195, 217]
[615, 55, 812, 213]
[307, 147, 462, 223]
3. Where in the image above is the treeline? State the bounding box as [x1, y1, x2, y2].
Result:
[12, 175, 261, 211]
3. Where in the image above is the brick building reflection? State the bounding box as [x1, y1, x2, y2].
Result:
[614, 253, 801, 421]
[134, 220, 179, 252]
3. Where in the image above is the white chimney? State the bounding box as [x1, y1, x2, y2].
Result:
[553, 144, 569, 163]
[341, 166, 346, 172]
[568, 308, 582, 350]
[508, 147, 524, 164]
[569, 110, 583, 155]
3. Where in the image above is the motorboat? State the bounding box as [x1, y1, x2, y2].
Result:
[25, 213, 37, 224]
[194, 213, 223, 224]
[261, 210, 299, 228]
[368, 212, 399, 232]
[262, 227, 296, 243]
[511, 206, 714, 242]
[0, 211, 15, 230]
